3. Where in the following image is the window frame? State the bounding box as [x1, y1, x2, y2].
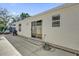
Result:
[52, 15, 60, 27]
[31, 20, 42, 39]
[18, 24, 22, 32]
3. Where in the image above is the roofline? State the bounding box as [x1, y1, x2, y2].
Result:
[25, 3, 79, 19]
[31, 3, 78, 17]
[15, 3, 79, 23]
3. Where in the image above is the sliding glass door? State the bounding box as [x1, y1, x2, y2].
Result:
[31, 20, 42, 39]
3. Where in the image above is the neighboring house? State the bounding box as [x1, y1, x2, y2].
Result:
[15, 4, 79, 54]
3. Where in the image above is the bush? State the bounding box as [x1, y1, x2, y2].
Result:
[0, 27, 4, 31]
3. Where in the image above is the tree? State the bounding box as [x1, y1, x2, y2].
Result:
[0, 8, 13, 31]
[20, 12, 30, 20]
[11, 17, 16, 23]
[0, 8, 10, 25]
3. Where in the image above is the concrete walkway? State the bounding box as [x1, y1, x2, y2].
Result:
[4, 34, 76, 56]
[0, 36, 21, 56]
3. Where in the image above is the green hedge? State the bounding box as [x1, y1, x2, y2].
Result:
[0, 20, 6, 32]
[0, 27, 4, 31]
[0, 24, 5, 32]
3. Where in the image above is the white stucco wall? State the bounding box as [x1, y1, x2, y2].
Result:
[15, 4, 79, 51]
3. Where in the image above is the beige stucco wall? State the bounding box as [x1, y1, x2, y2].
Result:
[15, 4, 79, 51]
[43, 4, 79, 51]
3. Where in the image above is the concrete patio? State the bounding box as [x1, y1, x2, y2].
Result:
[0, 34, 75, 56]
[0, 35, 21, 56]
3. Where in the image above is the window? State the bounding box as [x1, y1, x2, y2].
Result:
[31, 20, 42, 39]
[52, 15, 60, 27]
[18, 24, 21, 32]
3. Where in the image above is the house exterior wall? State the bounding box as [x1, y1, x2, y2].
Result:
[43, 4, 79, 51]
[15, 4, 79, 51]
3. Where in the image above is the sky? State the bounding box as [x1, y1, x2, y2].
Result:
[0, 3, 63, 16]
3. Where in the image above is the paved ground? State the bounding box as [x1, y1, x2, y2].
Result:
[0, 36, 21, 56]
[0, 34, 76, 56]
